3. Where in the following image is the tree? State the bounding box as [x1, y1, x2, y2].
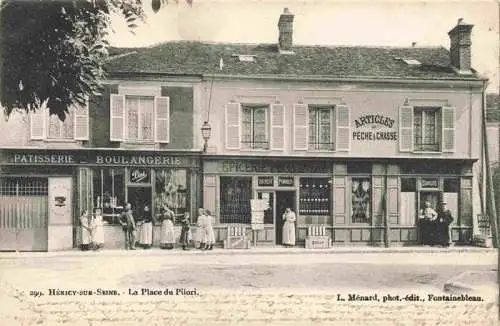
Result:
[0, 0, 189, 121]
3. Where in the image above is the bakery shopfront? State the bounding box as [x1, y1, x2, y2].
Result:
[202, 157, 475, 247]
[0, 149, 200, 251]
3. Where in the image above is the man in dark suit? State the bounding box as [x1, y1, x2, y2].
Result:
[120, 202, 136, 250]
[437, 203, 454, 247]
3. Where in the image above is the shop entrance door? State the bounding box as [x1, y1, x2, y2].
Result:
[127, 187, 152, 220]
[275, 191, 296, 245]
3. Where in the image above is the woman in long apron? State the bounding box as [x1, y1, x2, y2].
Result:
[80, 210, 92, 251]
[160, 206, 176, 249]
[196, 208, 206, 250]
[282, 208, 296, 247]
[140, 204, 153, 249]
[91, 208, 104, 250]
[204, 209, 215, 250]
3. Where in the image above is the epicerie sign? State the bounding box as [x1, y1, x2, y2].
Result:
[352, 114, 398, 141]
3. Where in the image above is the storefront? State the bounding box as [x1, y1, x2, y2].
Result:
[0, 149, 201, 251]
[202, 157, 475, 247]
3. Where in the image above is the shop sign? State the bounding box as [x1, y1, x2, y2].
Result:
[251, 199, 267, 230]
[5, 151, 194, 167]
[217, 160, 330, 174]
[129, 168, 151, 184]
[257, 176, 274, 187]
[352, 114, 398, 141]
[278, 176, 294, 187]
[421, 178, 439, 189]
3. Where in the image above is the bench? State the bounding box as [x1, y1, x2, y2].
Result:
[305, 225, 332, 249]
[223, 225, 251, 249]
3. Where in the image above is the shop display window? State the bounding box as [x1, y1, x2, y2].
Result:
[220, 177, 252, 224]
[351, 178, 371, 223]
[92, 168, 126, 224]
[154, 169, 188, 224]
[299, 178, 331, 216]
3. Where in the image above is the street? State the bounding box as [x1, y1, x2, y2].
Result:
[0, 250, 498, 325]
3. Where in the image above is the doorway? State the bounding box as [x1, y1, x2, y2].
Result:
[127, 187, 152, 218]
[275, 191, 296, 245]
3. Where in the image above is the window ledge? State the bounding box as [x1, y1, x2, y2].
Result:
[43, 139, 80, 143]
[412, 151, 443, 154]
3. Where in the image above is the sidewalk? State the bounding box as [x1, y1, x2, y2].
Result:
[0, 245, 495, 259]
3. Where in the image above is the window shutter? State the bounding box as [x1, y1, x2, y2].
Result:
[335, 104, 350, 151]
[30, 108, 46, 140]
[441, 106, 456, 152]
[110, 94, 125, 141]
[73, 101, 89, 140]
[154, 96, 170, 143]
[399, 105, 414, 152]
[225, 102, 241, 150]
[270, 103, 285, 150]
[293, 103, 308, 150]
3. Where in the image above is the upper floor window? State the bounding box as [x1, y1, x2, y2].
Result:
[413, 107, 440, 152]
[399, 104, 455, 153]
[30, 103, 89, 141]
[241, 105, 269, 150]
[126, 96, 154, 141]
[110, 94, 170, 144]
[308, 106, 335, 151]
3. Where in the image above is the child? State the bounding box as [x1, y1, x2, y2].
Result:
[91, 208, 104, 250]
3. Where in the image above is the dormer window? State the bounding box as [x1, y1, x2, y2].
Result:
[232, 54, 256, 62]
[395, 57, 421, 66]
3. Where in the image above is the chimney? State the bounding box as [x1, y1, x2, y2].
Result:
[278, 8, 294, 53]
[448, 18, 474, 74]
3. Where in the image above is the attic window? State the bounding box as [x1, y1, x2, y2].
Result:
[232, 54, 256, 62]
[395, 57, 421, 66]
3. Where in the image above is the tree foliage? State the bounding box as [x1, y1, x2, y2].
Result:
[0, 0, 189, 121]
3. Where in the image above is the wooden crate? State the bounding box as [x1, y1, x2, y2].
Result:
[223, 225, 251, 249]
[305, 225, 332, 249]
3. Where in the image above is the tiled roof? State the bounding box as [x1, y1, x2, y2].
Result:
[106, 41, 482, 80]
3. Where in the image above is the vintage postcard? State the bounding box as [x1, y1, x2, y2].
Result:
[0, 0, 498, 325]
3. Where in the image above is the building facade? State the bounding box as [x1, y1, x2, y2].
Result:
[0, 9, 489, 250]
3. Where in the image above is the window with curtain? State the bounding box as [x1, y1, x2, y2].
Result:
[414, 107, 441, 151]
[47, 112, 74, 139]
[241, 105, 269, 149]
[220, 177, 252, 223]
[154, 169, 188, 223]
[126, 96, 154, 141]
[351, 178, 371, 223]
[308, 106, 335, 151]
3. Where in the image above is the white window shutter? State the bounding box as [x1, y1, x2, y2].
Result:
[399, 105, 414, 152]
[225, 102, 241, 150]
[441, 106, 456, 152]
[270, 103, 285, 150]
[30, 108, 46, 140]
[110, 94, 125, 142]
[293, 103, 308, 150]
[335, 104, 350, 151]
[154, 96, 170, 143]
[73, 101, 89, 140]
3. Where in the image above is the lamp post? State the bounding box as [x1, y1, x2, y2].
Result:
[201, 121, 212, 153]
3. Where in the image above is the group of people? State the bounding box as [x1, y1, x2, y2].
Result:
[80, 203, 216, 251]
[79, 208, 104, 251]
[419, 201, 454, 247]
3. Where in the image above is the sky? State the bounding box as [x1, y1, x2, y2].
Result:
[108, 0, 500, 92]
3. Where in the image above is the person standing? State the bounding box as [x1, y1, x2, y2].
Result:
[196, 208, 207, 250]
[204, 209, 215, 250]
[179, 212, 191, 250]
[140, 204, 153, 249]
[437, 202, 454, 247]
[282, 207, 296, 247]
[91, 208, 104, 250]
[418, 201, 438, 245]
[80, 210, 92, 251]
[160, 206, 176, 249]
[119, 203, 136, 250]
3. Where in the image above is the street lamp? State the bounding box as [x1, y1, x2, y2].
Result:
[201, 121, 212, 153]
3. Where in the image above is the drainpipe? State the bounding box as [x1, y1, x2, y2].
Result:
[384, 164, 390, 247]
[482, 80, 499, 248]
